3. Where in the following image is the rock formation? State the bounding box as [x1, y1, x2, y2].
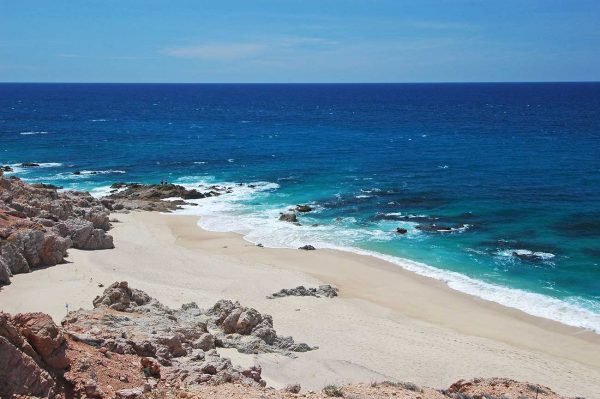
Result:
[295, 205, 312, 213]
[279, 212, 298, 223]
[0, 176, 114, 285]
[0, 312, 69, 398]
[0, 282, 578, 399]
[102, 182, 231, 212]
[267, 285, 338, 299]
[63, 281, 316, 392]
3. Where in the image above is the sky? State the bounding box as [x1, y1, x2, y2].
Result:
[1, 0, 599, 83]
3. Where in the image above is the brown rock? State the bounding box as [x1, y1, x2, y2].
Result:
[12, 312, 70, 369]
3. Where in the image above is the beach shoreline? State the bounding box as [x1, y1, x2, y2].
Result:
[1, 210, 599, 397]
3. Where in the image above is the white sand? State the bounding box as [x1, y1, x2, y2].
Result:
[1, 212, 599, 397]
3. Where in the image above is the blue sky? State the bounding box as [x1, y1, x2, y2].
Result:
[1, 0, 599, 82]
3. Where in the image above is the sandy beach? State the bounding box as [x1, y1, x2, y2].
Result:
[1, 211, 599, 398]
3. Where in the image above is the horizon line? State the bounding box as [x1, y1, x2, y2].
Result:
[1, 80, 599, 85]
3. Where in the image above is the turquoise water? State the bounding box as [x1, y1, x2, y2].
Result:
[1, 83, 599, 331]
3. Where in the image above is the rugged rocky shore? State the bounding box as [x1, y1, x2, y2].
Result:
[1, 281, 575, 399]
[0, 175, 590, 398]
[0, 173, 114, 285]
[101, 182, 231, 213]
[0, 175, 234, 285]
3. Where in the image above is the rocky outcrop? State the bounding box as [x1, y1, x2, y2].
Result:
[0, 176, 114, 285]
[64, 282, 315, 390]
[208, 299, 316, 355]
[54, 219, 114, 250]
[0, 312, 69, 399]
[416, 223, 467, 233]
[102, 182, 230, 212]
[91, 281, 157, 311]
[295, 205, 312, 213]
[0, 285, 577, 399]
[279, 212, 298, 223]
[298, 244, 316, 250]
[267, 285, 338, 299]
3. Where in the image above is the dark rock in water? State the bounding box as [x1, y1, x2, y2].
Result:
[396, 227, 408, 234]
[279, 213, 298, 223]
[267, 285, 338, 299]
[1, 165, 13, 172]
[298, 245, 316, 250]
[73, 171, 81, 175]
[512, 251, 546, 262]
[21, 162, 40, 167]
[416, 224, 453, 232]
[295, 205, 312, 213]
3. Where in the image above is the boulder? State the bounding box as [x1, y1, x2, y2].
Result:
[0, 312, 69, 398]
[295, 205, 312, 213]
[0, 257, 11, 285]
[396, 227, 408, 234]
[12, 312, 70, 369]
[57, 219, 114, 250]
[92, 281, 154, 311]
[279, 213, 298, 223]
[0, 335, 58, 398]
[298, 244, 316, 250]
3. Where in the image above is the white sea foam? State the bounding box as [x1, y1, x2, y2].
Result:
[77, 170, 126, 175]
[9, 162, 62, 168]
[90, 119, 107, 122]
[497, 249, 556, 260]
[38, 170, 127, 181]
[167, 177, 600, 333]
[19, 131, 48, 135]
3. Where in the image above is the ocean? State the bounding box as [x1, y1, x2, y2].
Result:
[1, 82, 599, 332]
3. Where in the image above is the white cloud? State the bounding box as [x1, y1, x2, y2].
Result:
[163, 37, 337, 61]
[163, 43, 266, 60]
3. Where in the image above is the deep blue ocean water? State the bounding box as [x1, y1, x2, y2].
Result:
[1, 83, 599, 331]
